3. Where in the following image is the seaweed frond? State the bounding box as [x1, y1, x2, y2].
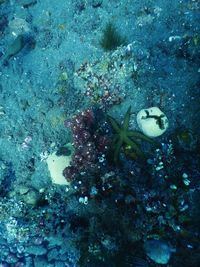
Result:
[100, 22, 126, 51]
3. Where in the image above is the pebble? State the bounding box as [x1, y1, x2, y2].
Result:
[18, 186, 30, 195]
[33, 256, 48, 267]
[22, 190, 39, 206]
[26, 245, 47, 256]
[6, 253, 18, 264]
[54, 261, 66, 267]
[47, 248, 59, 261]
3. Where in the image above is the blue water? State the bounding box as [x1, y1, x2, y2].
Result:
[0, 0, 200, 266]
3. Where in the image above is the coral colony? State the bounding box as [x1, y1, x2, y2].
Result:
[63, 108, 110, 182]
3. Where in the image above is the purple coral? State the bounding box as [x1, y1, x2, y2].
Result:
[63, 109, 110, 182]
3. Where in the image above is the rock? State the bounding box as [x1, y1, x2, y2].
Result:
[144, 239, 175, 264]
[176, 129, 198, 151]
[18, 185, 30, 195]
[57, 253, 70, 261]
[54, 261, 66, 267]
[47, 248, 59, 261]
[17, 0, 37, 8]
[6, 253, 18, 264]
[90, 0, 102, 8]
[22, 189, 39, 206]
[1, 33, 36, 65]
[2, 35, 25, 64]
[137, 107, 169, 137]
[8, 18, 31, 37]
[33, 256, 48, 267]
[26, 245, 47, 256]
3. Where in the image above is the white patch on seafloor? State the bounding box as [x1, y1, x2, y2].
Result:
[46, 145, 72, 185]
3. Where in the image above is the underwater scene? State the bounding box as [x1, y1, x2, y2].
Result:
[0, 0, 200, 266]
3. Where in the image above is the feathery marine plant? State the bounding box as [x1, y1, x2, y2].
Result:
[100, 22, 126, 51]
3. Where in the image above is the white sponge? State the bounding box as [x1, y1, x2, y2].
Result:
[136, 107, 169, 137]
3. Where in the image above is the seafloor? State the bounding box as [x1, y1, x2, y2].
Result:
[0, 0, 200, 266]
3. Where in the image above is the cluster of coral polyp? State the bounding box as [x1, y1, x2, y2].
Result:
[63, 109, 110, 181]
